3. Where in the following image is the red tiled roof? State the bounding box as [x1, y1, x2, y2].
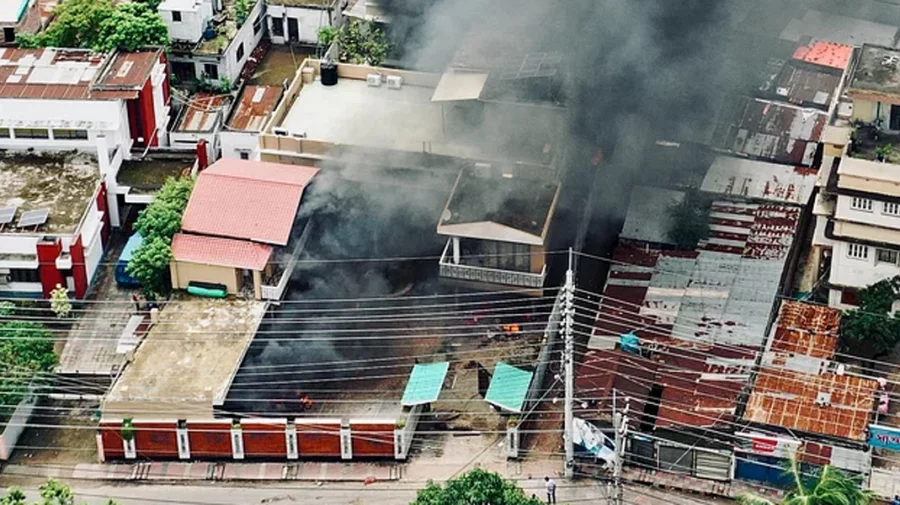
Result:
[172, 233, 273, 270]
[181, 159, 319, 246]
[771, 301, 840, 358]
[744, 368, 879, 441]
[792, 41, 854, 71]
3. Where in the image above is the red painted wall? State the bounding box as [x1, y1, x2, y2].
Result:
[138, 79, 158, 147]
[70, 236, 88, 299]
[35, 240, 62, 298]
[350, 424, 395, 457]
[126, 99, 141, 145]
[296, 422, 341, 457]
[134, 422, 179, 458]
[242, 422, 287, 459]
[100, 423, 125, 459]
[187, 422, 233, 458]
[96, 182, 111, 246]
[160, 53, 171, 105]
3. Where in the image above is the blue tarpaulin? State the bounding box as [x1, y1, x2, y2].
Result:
[621, 332, 640, 354]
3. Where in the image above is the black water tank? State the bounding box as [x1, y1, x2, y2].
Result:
[321, 62, 338, 86]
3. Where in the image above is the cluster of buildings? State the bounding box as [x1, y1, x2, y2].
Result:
[576, 39, 900, 495]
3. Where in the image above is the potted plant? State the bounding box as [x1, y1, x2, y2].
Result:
[877, 144, 893, 162]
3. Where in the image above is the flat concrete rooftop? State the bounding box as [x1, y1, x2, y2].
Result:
[103, 298, 267, 419]
[849, 44, 900, 97]
[0, 152, 99, 235]
[280, 78, 486, 159]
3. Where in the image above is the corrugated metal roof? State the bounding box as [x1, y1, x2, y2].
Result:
[711, 96, 827, 166]
[171, 233, 273, 270]
[619, 186, 683, 246]
[792, 41, 854, 71]
[175, 93, 229, 132]
[401, 362, 449, 406]
[227, 85, 283, 131]
[744, 368, 879, 441]
[485, 361, 533, 413]
[595, 201, 802, 349]
[575, 349, 658, 423]
[703, 157, 817, 205]
[770, 301, 840, 359]
[181, 159, 319, 246]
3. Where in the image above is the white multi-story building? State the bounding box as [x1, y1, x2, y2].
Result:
[161, 0, 265, 85]
[0, 47, 172, 227]
[813, 131, 900, 308]
[267, 0, 344, 46]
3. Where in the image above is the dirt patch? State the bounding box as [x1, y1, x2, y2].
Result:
[7, 399, 98, 466]
[247, 45, 315, 87]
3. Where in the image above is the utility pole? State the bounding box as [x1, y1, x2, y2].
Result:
[613, 403, 628, 505]
[563, 248, 575, 479]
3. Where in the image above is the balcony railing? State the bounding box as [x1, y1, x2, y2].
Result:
[261, 220, 312, 300]
[438, 239, 546, 289]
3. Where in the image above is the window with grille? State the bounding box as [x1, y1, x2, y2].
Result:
[847, 243, 869, 260]
[53, 129, 88, 140]
[13, 128, 48, 139]
[884, 202, 900, 216]
[850, 197, 873, 212]
[877, 248, 899, 264]
[172, 11, 182, 22]
[0, 128, 9, 138]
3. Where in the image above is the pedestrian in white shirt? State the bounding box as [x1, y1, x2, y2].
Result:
[544, 476, 557, 504]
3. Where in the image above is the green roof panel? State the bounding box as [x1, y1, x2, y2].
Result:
[401, 362, 450, 406]
[485, 362, 534, 413]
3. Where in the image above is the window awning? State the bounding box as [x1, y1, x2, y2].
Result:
[431, 71, 488, 102]
[485, 362, 534, 414]
[401, 362, 450, 406]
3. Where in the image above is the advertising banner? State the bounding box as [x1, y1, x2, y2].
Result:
[869, 425, 900, 451]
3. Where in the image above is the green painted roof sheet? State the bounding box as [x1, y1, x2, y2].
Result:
[485, 362, 533, 413]
[401, 362, 450, 406]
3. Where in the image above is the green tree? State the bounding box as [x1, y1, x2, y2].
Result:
[338, 19, 391, 66]
[2, 480, 119, 505]
[95, 2, 169, 53]
[16, 0, 168, 52]
[49, 285, 72, 318]
[0, 301, 15, 317]
[666, 191, 710, 250]
[128, 176, 193, 297]
[840, 275, 900, 359]
[0, 321, 57, 413]
[411, 469, 544, 505]
[738, 459, 873, 505]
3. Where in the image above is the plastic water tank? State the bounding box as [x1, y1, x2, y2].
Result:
[321, 62, 338, 86]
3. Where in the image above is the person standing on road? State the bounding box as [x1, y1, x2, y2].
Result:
[544, 476, 557, 504]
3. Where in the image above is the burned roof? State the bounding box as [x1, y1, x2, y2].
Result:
[227, 85, 283, 131]
[0, 48, 157, 101]
[619, 186, 683, 246]
[848, 44, 900, 99]
[437, 167, 560, 245]
[744, 368, 879, 441]
[710, 95, 827, 166]
[593, 201, 802, 348]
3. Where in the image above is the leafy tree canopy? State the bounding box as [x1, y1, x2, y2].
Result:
[128, 177, 194, 296]
[0, 321, 57, 414]
[411, 469, 544, 505]
[1, 479, 119, 505]
[739, 459, 872, 505]
[666, 190, 711, 250]
[840, 275, 900, 359]
[17, 0, 168, 52]
[338, 19, 391, 66]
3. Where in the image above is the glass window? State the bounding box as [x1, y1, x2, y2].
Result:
[239, 151, 250, 160]
[253, 15, 262, 35]
[850, 197, 873, 212]
[0, 128, 9, 138]
[172, 10, 182, 22]
[13, 128, 49, 139]
[847, 243, 869, 260]
[53, 129, 88, 140]
[8, 269, 40, 283]
[877, 248, 898, 264]
[236, 42, 245, 62]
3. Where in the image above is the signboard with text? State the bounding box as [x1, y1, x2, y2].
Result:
[735, 432, 801, 459]
[869, 424, 900, 451]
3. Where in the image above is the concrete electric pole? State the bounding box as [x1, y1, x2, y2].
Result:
[564, 248, 575, 479]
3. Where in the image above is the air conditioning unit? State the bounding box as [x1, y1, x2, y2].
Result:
[291, 131, 307, 138]
[366, 73, 382, 87]
[273, 128, 289, 136]
[386, 75, 403, 90]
